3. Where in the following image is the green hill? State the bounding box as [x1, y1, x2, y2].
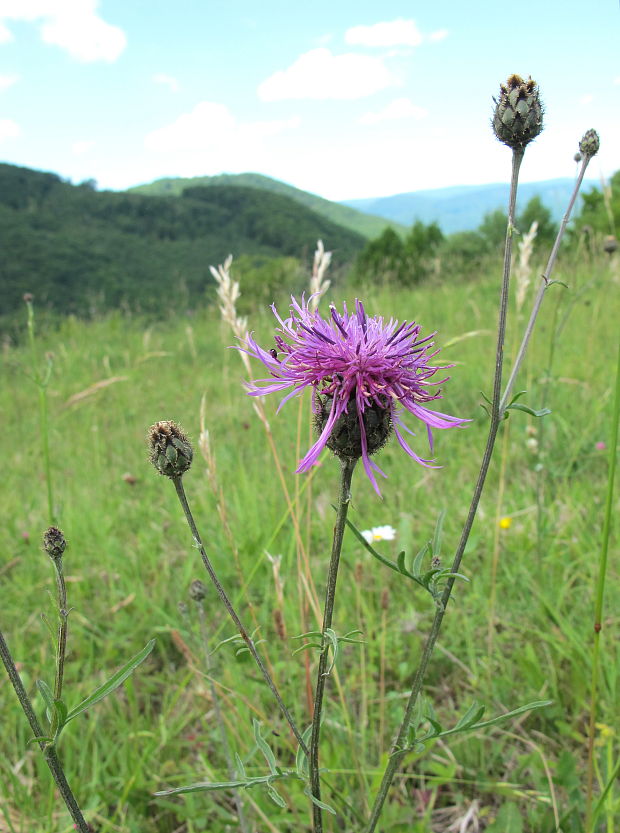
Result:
[129, 172, 405, 239]
[0, 164, 365, 320]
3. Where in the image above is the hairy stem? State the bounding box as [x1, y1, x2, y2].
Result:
[52, 558, 68, 701]
[0, 629, 89, 832]
[172, 475, 308, 755]
[309, 456, 357, 833]
[366, 147, 524, 832]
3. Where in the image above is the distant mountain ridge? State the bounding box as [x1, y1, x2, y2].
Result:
[130, 172, 404, 239]
[340, 178, 598, 234]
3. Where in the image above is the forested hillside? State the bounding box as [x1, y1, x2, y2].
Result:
[130, 171, 403, 239]
[0, 164, 365, 319]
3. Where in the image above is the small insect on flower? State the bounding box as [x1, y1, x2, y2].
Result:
[361, 525, 397, 544]
[241, 296, 468, 494]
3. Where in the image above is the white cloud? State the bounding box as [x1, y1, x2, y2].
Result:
[614, 77, 620, 85]
[429, 29, 448, 42]
[258, 47, 397, 101]
[580, 93, 593, 105]
[0, 73, 19, 90]
[144, 101, 300, 153]
[153, 73, 180, 93]
[345, 18, 423, 48]
[71, 139, 95, 154]
[0, 0, 126, 62]
[0, 118, 20, 141]
[359, 97, 427, 125]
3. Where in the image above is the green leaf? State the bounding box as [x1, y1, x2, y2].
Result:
[396, 550, 410, 576]
[412, 542, 430, 577]
[453, 701, 486, 731]
[155, 779, 247, 796]
[295, 725, 313, 778]
[266, 783, 286, 808]
[66, 639, 155, 723]
[253, 719, 277, 775]
[429, 699, 551, 741]
[304, 787, 337, 815]
[431, 509, 446, 559]
[506, 402, 551, 418]
[36, 679, 55, 725]
[323, 628, 339, 674]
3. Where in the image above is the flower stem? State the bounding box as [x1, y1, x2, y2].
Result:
[500, 153, 594, 414]
[52, 557, 68, 701]
[309, 456, 357, 833]
[0, 629, 89, 832]
[171, 475, 308, 755]
[585, 327, 620, 830]
[366, 147, 524, 832]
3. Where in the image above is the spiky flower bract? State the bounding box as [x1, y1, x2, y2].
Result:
[242, 296, 467, 494]
[492, 74, 543, 150]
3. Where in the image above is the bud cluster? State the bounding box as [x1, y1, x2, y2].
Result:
[148, 421, 193, 478]
[493, 74, 543, 150]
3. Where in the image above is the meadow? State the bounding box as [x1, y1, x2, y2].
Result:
[1, 243, 618, 832]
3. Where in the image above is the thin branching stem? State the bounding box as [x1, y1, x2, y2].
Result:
[309, 456, 357, 833]
[500, 154, 594, 413]
[172, 475, 308, 755]
[0, 629, 89, 832]
[585, 328, 620, 829]
[366, 147, 524, 832]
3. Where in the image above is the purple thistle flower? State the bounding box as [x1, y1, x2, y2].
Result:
[241, 296, 468, 494]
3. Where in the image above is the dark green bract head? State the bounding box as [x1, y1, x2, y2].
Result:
[316, 393, 392, 462]
[148, 420, 193, 478]
[493, 74, 543, 150]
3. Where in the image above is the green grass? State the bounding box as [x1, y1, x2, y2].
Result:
[1, 254, 618, 832]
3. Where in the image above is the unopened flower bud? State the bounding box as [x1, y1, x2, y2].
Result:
[23, 292, 34, 303]
[492, 74, 543, 150]
[579, 129, 600, 159]
[574, 151, 582, 163]
[43, 526, 67, 560]
[603, 235, 618, 255]
[189, 579, 207, 602]
[148, 421, 193, 478]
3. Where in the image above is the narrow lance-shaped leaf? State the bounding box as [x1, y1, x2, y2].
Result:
[65, 639, 155, 723]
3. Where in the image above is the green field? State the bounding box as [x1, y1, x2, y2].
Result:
[1, 250, 618, 832]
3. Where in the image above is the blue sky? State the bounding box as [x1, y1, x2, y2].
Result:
[0, 0, 618, 200]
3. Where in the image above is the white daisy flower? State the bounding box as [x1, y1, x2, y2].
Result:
[361, 525, 397, 544]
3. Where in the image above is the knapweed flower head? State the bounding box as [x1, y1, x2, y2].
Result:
[242, 296, 467, 494]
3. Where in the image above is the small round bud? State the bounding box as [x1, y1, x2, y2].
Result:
[603, 235, 618, 255]
[43, 526, 67, 560]
[579, 129, 600, 159]
[492, 74, 543, 150]
[148, 421, 193, 478]
[189, 579, 207, 602]
[23, 292, 34, 303]
[316, 394, 392, 462]
[574, 151, 582, 163]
